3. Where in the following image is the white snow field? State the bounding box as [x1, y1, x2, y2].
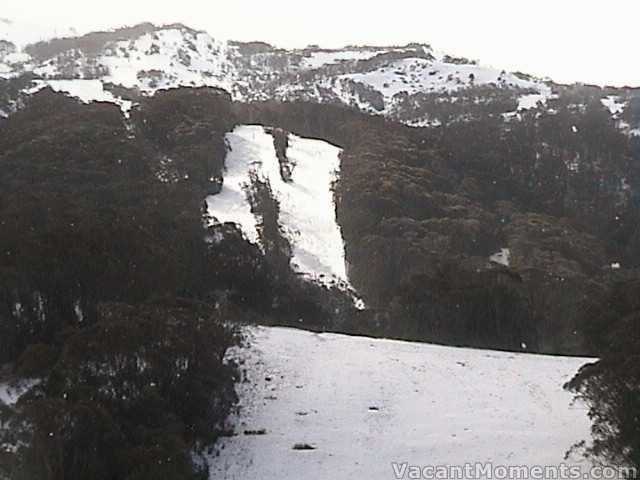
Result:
[208, 326, 594, 480]
[206, 125, 349, 286]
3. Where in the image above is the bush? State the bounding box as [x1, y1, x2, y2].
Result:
[4, 301, 238, 480]
[565, 280, 640, 470]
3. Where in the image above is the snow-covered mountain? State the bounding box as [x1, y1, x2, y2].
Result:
[0, 21, 576, 124]
[208, 326, 593, 479]
[2, 22, 638, 479]
[1, 21, 637, 131]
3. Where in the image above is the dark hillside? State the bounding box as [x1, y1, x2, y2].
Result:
[240, 91, 635, 355]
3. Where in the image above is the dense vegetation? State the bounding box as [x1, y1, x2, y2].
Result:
[0, 88, 353, 479]
[239, 84, 638, 355]
[0, 88, 236, 479]
[565, 279, 640, 472]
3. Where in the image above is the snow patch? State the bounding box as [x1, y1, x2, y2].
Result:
[0, 379, 40, 406]
[601, 95, 626, 116]
[517, 91, 553, 111]
[28, 79, 133, 115]
[490, 248, 511, 267]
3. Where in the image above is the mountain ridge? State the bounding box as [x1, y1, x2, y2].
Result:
[1, 21, 636, 131]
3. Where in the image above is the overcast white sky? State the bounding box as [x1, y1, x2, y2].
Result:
[3, 0, 638, 86]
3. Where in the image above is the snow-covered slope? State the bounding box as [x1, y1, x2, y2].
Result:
[32, 27, 237, 95]
[341, 56, 552, 109]
[206, 125, 349, 287]
[1, 22, 636, 127]
[0, 22, 560, 122]
[208, 326, 593, 480]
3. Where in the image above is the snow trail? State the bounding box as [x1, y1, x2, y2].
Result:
[206, 125, 349, 286]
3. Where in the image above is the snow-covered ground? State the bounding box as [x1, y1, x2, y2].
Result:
[206, 125, 349, 286]
[209, 326, 593, 480]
